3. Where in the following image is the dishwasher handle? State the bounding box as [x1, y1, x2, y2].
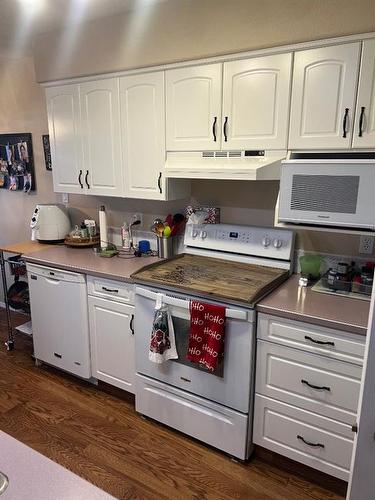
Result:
[136, 287, 248, 320]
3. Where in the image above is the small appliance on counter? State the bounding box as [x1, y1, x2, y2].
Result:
[30, 204, 71, 243]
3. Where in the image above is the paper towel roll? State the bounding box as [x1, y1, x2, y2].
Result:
[99, 206, 108, 249]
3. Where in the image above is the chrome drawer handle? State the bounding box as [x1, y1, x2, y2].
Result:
[304, 335, 335, 347]
[301, 379, 331, 392]
[102, 286, 119, 293]
[297, 435, 325, 448]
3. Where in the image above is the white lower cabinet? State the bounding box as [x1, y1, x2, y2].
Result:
[253, 395, 353, 481]
[254, 313, 363, 480]
[88, 295, 135, 393]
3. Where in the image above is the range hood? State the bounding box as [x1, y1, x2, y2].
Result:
[165, 150, 286, 181]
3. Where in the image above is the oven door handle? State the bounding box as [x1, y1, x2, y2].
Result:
[135, 287, 248, 320]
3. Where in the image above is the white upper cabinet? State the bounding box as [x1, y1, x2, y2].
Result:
[353, 39, 375, 148]
[289, 43, 361, 149]
[80, 78, 123, 196]
[166, 64, 222, 151]
[46, 84, 84, 194]
[120, 72, 165, 199]
[222, 53, 292, 150]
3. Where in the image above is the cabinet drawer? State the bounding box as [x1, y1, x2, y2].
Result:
[87, 275, 134, 304]
[257, 313, 365, 365]
[256, 341, 362, 424]
[136, 374, 251, 460]
[253, 395, 353, 481]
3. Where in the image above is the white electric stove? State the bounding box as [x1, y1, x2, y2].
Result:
[133, 223, 295, 460]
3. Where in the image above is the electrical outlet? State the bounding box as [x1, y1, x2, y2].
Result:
[131, 213, 143, 227]
[359, 235, 374, 255]
[62, 193, 69, 204]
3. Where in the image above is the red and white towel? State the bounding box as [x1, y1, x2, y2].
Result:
[187, 300, 226, 372]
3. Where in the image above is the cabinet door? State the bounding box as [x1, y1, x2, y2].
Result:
[80, 79, 123, 196]
[88, 296, 135, 393]
[222, 53, 292, 150]
[166, 63, 222, 151]
[353, 39, 375, 148]
[46, 84, 84, 194]
[120, 72, 165, 199]
[289, 43, 361, 149]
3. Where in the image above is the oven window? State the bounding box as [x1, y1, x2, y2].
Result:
[171, 316, 224, 378]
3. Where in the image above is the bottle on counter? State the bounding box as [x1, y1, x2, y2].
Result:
[121, 221, 131, 251]
[80, 222, 89, 238]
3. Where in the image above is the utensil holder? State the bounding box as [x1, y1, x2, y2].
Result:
[157, 237, 174, 259]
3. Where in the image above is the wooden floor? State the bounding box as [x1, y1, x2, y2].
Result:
[0, 310, 346, 500]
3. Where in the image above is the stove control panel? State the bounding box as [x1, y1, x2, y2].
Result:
[185, 223, 295, 262]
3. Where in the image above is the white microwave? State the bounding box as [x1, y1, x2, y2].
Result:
[278, 153, 375, 231]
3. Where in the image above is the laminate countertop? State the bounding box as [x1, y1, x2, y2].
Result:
[23, 245, 160, 282]
[257, 274, 370, 336]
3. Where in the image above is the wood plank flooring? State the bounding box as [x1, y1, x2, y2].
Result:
[0, 310, 346, 500]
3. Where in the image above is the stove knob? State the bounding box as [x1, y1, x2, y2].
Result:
[262, 236, 271, 248]
[201, 230, 208, 240]
[192, 229, 198, 239]
[273, 238, 282, 249]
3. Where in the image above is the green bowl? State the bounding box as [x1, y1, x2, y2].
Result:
[299, 254, 322, 278]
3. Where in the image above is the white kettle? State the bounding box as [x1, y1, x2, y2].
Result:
[30, 204, 71, 243]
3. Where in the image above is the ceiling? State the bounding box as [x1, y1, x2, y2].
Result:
[0, 0, 167, 57]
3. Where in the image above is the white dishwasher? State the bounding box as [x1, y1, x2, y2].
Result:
[27, 263, 91, 379]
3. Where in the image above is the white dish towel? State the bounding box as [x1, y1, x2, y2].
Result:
[149, 293, 178, 363]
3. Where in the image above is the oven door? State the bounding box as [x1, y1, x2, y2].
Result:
[135, 286, 255, 413]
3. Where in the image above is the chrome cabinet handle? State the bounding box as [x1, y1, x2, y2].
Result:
[130, 315, 134, 335]
[342, 108, 349, 138]
[304, 335, 335, 346]
[359, 106, 365, 137]
[158, 172, 162, 194]
[78, 170, 83, 189]
[301, 379, 331, 392]
[212, 116, 217, 142]
[223, 116, 228, 142]
[297, 435, 325, 448]
[85, 170, 90, 189]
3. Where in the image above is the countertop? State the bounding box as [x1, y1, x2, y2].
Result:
[0, 431, 114, 499]
[23, 245, 160, 282]
[257, 274, 370, 336]
[0, 240, 54, 255]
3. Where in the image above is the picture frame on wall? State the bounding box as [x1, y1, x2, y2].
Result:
[0, 133, 36, 193]
[42, 134, 52, 171]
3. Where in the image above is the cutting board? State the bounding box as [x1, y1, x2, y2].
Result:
[132, 253, 289, 305]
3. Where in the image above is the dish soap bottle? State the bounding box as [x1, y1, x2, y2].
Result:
[121, 221, 131, 250]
